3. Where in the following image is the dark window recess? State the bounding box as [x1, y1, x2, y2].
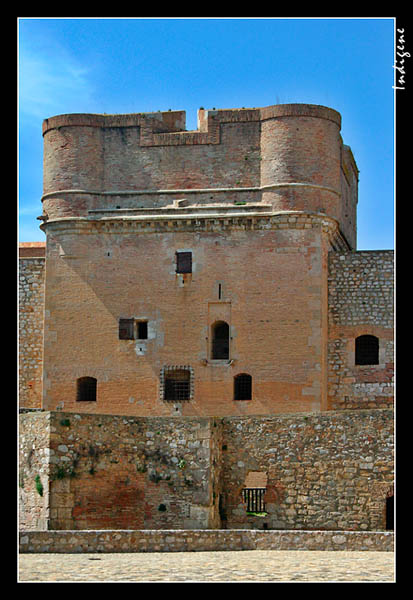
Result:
[137, 321, 148, 339]
[176, 251, 192, 274]
[386, 495, 394, 530]
[242, 488, 266, 513]
[212, 321, 229, 359]
[234, 373, 252, 400]
[119, 318, 134, 340]
[76, 377, 97, 402]
[164, 369, 190, 401]
[355, 335, 379, 365]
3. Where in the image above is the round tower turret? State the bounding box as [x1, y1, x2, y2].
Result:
[260, 104, 343, 222]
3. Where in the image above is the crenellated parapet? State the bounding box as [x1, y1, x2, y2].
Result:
[41, 104, 358, 248]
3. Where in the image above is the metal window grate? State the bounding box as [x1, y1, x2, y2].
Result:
[355, 335, 379, 365]
[242, 488, 266, 513]
[164, 369, 191, 401]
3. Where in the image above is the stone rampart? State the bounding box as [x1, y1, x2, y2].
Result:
[19, 529, 394, 553]
[19, 409, 393, 532]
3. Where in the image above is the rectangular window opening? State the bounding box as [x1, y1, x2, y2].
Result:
[137, 321, 148, 339]
[176, 251, 192, 274]
[119, 318, 134, 340]
[162, 367, 192, 402]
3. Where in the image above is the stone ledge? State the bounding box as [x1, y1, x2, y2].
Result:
[19, 529, 394, 554]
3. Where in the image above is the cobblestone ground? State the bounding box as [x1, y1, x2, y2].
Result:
[19, 550, 395, 583]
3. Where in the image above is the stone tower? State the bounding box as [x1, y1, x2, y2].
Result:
[39, 104, 359, 416]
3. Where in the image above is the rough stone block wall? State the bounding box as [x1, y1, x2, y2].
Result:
[328, 250, 394, 410]
[19, 411, 221, 531]
[221, 409, 393, 531]
[19, 409, 393, 533]
[19, 252, 45, 408]
[20, 529, 394, 554]
[19, 411, 51, 530]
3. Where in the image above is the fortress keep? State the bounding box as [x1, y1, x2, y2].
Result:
[19, 104, 394, 534]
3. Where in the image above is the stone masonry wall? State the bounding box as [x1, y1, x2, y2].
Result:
[20, 529, 394, 554]
[328, 251, 394, 410]
[19, 411, 51, 530]
[19, 255, 45, 409]
[19, 411, 221, 531]
[20, 409, 393, 533]
[221, 409, 393, 531]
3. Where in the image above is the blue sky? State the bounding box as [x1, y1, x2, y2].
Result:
[18, 17, 395, 249]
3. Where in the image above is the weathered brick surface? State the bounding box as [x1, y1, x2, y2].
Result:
[41, 220, 333, 415]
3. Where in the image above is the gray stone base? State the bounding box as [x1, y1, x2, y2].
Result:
[20, 529, 394, 553]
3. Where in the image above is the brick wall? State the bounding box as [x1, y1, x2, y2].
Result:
[41, 219, 333, 416]
[328, 251, 394, 409]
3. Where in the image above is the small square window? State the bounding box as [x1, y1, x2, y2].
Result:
[176, 251, 192, 274]
[76, 377, 97, 402]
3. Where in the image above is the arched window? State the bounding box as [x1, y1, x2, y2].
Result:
[76, 377, 97, 402]
[355, 335, 379, 365]
[234, 373, 252, 400]
[211, 321, 230, 360]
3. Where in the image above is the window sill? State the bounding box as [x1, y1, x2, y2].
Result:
[203, 359, 234, 366]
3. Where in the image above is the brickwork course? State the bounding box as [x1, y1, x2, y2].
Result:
[18, 102, 394, 540]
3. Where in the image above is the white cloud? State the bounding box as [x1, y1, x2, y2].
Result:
[19, 44, 95, 121]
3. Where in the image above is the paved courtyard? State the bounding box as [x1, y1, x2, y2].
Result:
[19, 550, 395, 583]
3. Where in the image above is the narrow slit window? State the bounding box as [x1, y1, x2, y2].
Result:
[76, 377, 97, 402]
[176, 251, 192, 274]
[355, 335, 379, 365]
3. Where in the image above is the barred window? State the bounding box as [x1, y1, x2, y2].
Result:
[355, 335, 379, 365]
[163, 368, 191, 401]
[234, 373, 252, 400]
[76, 377, 97, 402]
